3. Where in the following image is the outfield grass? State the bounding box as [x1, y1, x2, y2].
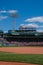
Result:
[0, 52, 43, 64]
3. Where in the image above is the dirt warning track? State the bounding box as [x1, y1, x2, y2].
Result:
[0, 62, 39, 65]
[0, 47, 43, 54]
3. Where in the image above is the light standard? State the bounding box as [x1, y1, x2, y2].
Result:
[9, 13, 18, 31]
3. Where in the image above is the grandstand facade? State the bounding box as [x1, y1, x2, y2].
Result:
[4, 30, 43, 42]
[0, 28, 43, 46]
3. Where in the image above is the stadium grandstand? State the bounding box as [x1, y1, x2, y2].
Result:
[0, 24, 43, 46]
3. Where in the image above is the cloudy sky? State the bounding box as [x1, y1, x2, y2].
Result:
[0, 0, 43, 32]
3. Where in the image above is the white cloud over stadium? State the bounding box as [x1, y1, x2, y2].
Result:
[20, 24, 38, 28]
[25, 16, 43, 22]
[0, 16, 8, 20]
[0, 10, 18, 13]
[20, 23, 43, 28]
[0, 10, 7, 13]
[8, 10, 18, 13]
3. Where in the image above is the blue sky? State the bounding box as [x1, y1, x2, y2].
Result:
[0, 0, 43, 32]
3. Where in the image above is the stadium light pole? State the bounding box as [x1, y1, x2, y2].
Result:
[9, 13, 18, 31]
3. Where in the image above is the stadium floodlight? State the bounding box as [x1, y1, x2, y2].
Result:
[9, 12, 18, 31]
[10, 13, 18, 18]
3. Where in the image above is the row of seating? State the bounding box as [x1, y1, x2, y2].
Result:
[0, 37, 43, 46]
[12, 42, 43, 46]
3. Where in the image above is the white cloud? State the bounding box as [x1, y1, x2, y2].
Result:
[20, 24, 43, 32]
[0, 10, 7, 13]
[20, 24, 25, 27]
[20, 24, 38, 28]
[20, 24, 43, 28]
[8, 10, 18, 13]
[26, 24, 38, 28]
[25, 16, 43, 22]
[0, 10, 18, 13]
[0, 16, 8, 20]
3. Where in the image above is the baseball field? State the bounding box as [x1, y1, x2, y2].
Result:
[0, 47, 43, 65]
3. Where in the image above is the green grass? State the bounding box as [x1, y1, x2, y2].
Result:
[0, 52, 43, 64]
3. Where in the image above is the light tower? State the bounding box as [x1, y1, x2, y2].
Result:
[9, 12, 18, 31]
